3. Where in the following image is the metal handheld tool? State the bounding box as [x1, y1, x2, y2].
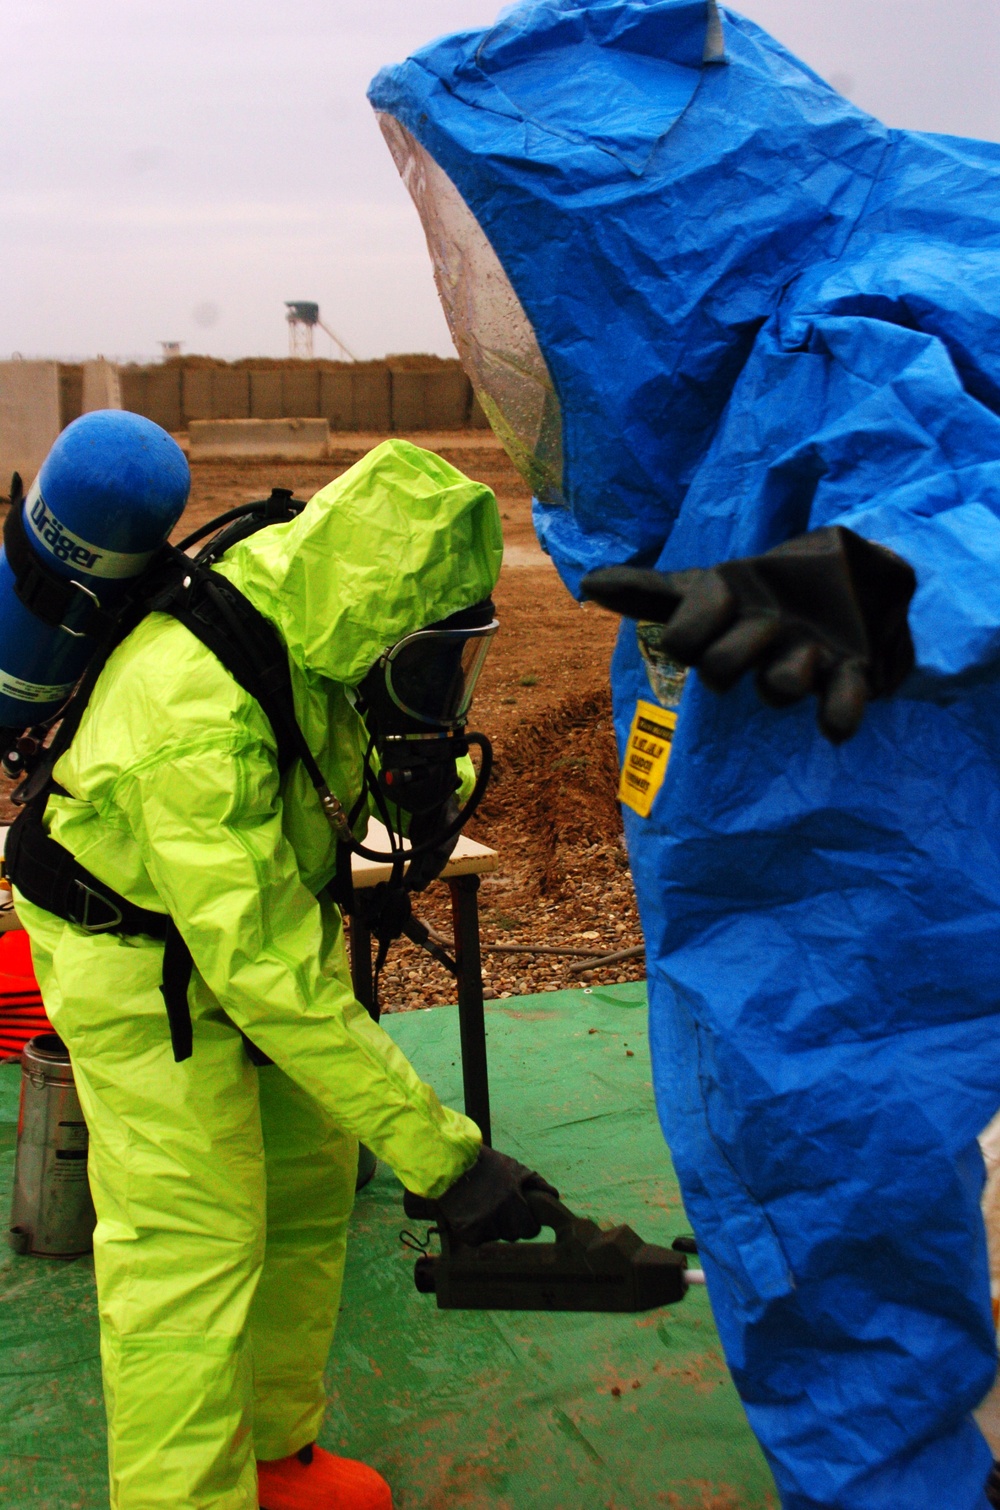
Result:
[410, 1189, 702, 1312]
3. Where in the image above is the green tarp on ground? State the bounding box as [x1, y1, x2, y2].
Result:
[0, 984, 776, 1509]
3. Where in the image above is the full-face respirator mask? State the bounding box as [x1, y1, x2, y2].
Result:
[335, 597, 498, 1007]
[350, 598, 497, 891]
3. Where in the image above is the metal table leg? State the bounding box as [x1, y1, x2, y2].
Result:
[449, 874, 492, 1145]
[350, 915, 375, 1020]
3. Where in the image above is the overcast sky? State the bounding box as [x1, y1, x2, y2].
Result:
[4, 0, 999, 363]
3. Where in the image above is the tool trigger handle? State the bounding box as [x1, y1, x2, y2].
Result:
[525, 1189, 582, 1237]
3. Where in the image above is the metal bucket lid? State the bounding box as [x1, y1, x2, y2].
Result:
[21, 1032, 74, 1080]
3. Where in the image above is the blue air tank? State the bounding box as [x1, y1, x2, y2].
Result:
[0, 410, 190, 733]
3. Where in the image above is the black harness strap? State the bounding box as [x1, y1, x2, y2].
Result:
[149, 564, 304, 777]
[161, 920, 195, 1062]
[139, 562, 303, 1068]
[325, 839, 356, 914]
[9, 804, 195, 1064]
[3, 489, 118, 639]
[6, 800, 169, 939]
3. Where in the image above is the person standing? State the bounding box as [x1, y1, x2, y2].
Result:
[370, 3, 1000, 1504]
[13, 426, 553, 1510]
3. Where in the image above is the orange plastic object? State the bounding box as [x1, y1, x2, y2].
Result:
[0, 930, 52, 1061]
[257, 1446, 393, 1510]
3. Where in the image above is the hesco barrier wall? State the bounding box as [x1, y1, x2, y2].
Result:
[57, 356, 489, 434]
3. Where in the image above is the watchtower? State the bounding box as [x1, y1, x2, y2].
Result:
[284, 302, 356, 361]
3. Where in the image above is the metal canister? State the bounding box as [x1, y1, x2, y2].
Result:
[8, 1033, 96, 1257]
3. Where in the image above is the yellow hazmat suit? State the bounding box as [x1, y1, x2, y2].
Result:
[16, 441, 502, 1509]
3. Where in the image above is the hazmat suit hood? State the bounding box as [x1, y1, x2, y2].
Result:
[368, 0, 890, 590]
[218, 439, 502, 685]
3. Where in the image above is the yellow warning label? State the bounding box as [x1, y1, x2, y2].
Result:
[618, 699, 677, 818]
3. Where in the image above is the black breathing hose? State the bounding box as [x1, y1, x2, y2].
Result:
[346, 732, 494, 866]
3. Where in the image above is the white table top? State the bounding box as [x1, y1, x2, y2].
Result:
[350, 819, 498, 890]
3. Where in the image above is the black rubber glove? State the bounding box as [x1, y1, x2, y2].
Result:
[405, 796, 460, 893]
[403, 1145, 559, 1245]
[582, 525, 916, 744]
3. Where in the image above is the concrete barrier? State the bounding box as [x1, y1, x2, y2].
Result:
[210, 368, 249, 420]
[188, 417, 330, 460]
[281, 367, 320, 418]
[0, 357, 489, 481]
[0, 361, 62, 491]
[355, 363, 393, 430]
[319, 369, 353, 429]
[116, 357, 483, 436]
[250, 370, 282, 420]
[320, 362, 392, 431]
[390, 366, 472, 430]
[60, 365, 83, 428]
[119, 365, 183, 434]
[118, 368, 146, 424]
[146, 365, 183, 433]
[182, 368, 214, 424]
[82, 359, 122, 412]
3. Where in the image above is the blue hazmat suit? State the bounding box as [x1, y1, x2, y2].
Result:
[370, 4, 1000, 1506]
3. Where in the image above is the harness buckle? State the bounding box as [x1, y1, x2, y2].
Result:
[69, 880, 124, 933]
[57, 578, 105, 639]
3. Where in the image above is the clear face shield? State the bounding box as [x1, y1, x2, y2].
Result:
[350, 605, 499, 972]
[378, 114, 565, 508]
[356, 600, 498, 822]
[383, 621, 498, 731]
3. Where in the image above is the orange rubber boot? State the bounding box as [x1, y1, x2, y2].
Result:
[257, 1445, 393, 1510]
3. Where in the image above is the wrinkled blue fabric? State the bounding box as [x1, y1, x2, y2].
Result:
[370, 5, 1000, 1506]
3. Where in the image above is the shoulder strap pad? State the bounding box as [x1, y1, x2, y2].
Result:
[147, 557, 305, 777]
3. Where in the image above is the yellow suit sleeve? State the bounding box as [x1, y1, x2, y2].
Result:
[113, 735, 481, 1198]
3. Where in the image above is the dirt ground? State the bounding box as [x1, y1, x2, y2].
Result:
[1, 433, 645, 1009]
